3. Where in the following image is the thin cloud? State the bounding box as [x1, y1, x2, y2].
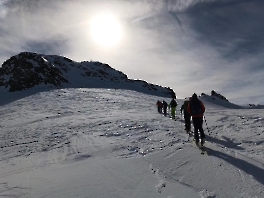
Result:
[0, 0, 264, 105]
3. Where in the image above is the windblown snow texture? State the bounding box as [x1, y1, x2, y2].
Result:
[0, 88, 263, 198]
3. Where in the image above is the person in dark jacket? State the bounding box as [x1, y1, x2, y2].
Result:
[162, 100, 168, 116]
[180, 98, 191, 132]
[156, 100, 163, 113]
[169, 98, 177, 119]
[187, 93, 206, 146]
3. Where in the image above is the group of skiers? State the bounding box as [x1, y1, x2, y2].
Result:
[156, 93, 206, 146]
[156, 98, 177, 119]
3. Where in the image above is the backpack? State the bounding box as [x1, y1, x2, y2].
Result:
[170, 99, 177, 107]
[189, 99, 203, 115]
[183, 101, 189, 110]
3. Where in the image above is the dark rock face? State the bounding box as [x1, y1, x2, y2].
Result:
[0, 52, 175, 97]
[0, 52, 68, 92]
[211, 90, 229, 101]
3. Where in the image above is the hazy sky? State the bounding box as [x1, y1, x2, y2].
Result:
[0, 0, 264, 104]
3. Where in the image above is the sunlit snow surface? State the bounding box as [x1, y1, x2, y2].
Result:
[0, 88, 263, 198]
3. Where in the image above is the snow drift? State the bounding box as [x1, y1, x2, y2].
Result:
[0, 88, 263, 198]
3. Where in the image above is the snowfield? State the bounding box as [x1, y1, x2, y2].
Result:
[0, 88, 263, 198]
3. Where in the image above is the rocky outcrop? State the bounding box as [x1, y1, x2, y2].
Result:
[211, 90, 229, 101]
[0, 52, 68, 91]
[0, 52, 175, 97]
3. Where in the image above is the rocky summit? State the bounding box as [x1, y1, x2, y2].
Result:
[0, 52, 174, 97]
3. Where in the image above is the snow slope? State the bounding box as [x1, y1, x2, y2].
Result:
[0, 88, 263, 198]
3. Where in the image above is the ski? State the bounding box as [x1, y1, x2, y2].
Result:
[170, 117, 179, 121]
[198, 145, 209, 155]
[198, 146, 207, 155]
[185, 130, 194, 142]
[193, 141, 209, 155]
[185, 130, 193, 136]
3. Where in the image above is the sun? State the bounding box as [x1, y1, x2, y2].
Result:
[90, 13, 123, 47]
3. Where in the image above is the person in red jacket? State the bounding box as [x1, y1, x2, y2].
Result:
[187, 93, 206, 146]
[156, 100, 163, 113]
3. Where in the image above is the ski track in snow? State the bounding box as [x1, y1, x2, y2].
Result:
[0, 88, 263, 198]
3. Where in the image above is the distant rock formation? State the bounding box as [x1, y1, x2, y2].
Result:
[199, 92, 241, 109]
[0, 52, 174, 97]
[210, 90, 228, 101]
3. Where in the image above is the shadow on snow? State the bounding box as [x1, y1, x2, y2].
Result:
[206, 147, 264, 186]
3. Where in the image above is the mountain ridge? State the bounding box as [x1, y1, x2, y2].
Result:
[0, 52, 175, 98]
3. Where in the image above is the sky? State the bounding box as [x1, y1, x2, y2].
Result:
[0, 0, 264, 104]
[0, 88, 263, 197]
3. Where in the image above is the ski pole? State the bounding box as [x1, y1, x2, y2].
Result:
[203, 115, 210, 133]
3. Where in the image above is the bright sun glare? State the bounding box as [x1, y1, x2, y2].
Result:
[90, 13, 123, 47]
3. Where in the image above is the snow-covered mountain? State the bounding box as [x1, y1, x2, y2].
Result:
[0, 50, 263, 197]
[185, 91, 263, 110]
[199, 92, 242, 109]
[0, 88, 263, 198]
[0, 52, 174, 97]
